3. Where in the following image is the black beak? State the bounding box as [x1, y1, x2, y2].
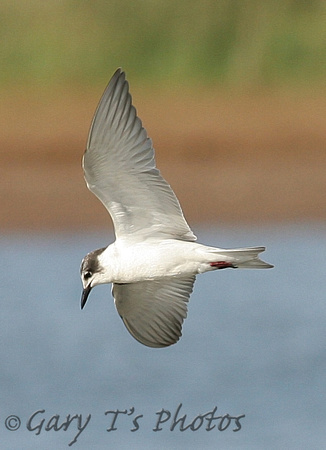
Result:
[81, 284, 92, 310]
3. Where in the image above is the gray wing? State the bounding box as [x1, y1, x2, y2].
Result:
[83, 68, 196, 242]
[112, 276, 196, 348]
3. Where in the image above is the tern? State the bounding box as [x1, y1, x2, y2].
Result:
[80, 68, 273, 348]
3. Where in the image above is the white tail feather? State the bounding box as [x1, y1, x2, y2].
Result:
[214, 246, 273, 269]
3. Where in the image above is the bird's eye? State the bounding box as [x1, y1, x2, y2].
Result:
[84, 271, 92, 280]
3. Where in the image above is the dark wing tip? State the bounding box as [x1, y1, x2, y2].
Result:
[121, 316, 180, 348]
[85, 67, 129, 151]
[111, 67, 125, 84]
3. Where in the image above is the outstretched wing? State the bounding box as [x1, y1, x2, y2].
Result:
[83, 68, 196, 242]
[112, 276, 196, 348]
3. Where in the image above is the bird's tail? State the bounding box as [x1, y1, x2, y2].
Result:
[209, 246, 273, 269]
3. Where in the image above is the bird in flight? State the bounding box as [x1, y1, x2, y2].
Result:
[80, 68, 273, 348]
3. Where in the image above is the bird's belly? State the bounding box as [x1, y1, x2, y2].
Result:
[112, 241, 200, 283]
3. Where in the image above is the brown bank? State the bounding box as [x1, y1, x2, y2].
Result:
[1, 87, 325, 231]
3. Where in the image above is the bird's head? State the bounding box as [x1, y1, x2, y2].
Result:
[80, 247, 106, 309]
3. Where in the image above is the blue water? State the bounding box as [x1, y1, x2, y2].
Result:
[1, 223, 326, 449]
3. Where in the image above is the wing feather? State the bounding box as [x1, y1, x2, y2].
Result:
[83, 68, 196, 242]
[112, 276, 196, 348]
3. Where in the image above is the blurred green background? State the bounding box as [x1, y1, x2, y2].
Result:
[1, 0, 325, 90]
[2, 0, 326, 230]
